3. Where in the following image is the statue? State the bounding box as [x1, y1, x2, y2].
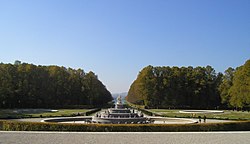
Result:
[117, 96, 122, 104]
[115, 96, 123, 109]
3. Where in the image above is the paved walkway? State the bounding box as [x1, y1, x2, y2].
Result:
[192, 118, 235, 123]
[0, 131, 250, 144]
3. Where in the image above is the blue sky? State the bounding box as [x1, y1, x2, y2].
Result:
[0, 0, 249, 93]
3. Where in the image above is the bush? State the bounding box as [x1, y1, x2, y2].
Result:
[126, 102, 162, 116]
[85, 108, 101, 116]
[0, 120, 250, 132]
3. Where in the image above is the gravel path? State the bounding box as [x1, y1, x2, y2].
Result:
[0, 131, 250, 144]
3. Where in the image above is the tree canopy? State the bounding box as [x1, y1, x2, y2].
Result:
[0, 61, 113, 108]
[128, 59, 250, 109]
[226, 60, 250, 109]
[127, 65, 222, 109]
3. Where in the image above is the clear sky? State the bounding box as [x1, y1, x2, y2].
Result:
[0, 0, 249, 93]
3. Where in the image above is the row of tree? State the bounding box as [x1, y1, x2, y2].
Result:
[127, 59, 250, 109]
[219, 60, 250, 109]
[0, 61, 113, 108]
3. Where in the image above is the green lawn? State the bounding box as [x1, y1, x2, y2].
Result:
[0, 109, 90, 119]
[149, 109, 250, 120]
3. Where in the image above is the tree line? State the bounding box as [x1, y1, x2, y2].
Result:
[219, 59, 250, 109]
[0, 61, 113, 108]
[127, 59, 250, 109]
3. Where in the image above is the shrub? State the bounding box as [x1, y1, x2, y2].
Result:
[0, 120, 250, 132]
[85, 108, 101, 116]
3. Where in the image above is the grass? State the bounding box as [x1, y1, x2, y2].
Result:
[149, 109, 250, 120]
[0, 109, 90, 119]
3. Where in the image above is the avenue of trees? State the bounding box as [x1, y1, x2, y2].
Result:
[219, 60, 250, 109]
[127, 59, 250, 109]
[0, 61, 113, 108]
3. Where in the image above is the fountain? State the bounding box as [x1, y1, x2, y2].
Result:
[92, 96, 149, 124]
[41, 96, 197, 124]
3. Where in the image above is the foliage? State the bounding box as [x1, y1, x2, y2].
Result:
[85, 108, 101, 116]
[128, 59, 250, 109]
[229, 60, 250, 109]
[0, 120, 250, 132]
[127, 65, 222, 109]
[0, 61, 113, 108]
[219, 59, 250, 109]
[219, 67, 235, 107]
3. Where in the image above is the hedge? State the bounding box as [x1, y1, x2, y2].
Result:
[126, 102, 160, 116]
[85, 108, 101, 116]
[0, 120, 250, 132]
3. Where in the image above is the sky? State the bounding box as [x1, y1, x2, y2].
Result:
[0, 0, 249, 93]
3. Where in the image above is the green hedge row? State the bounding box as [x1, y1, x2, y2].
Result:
[138, 108, 162, 116]
[126, 102, 160, 116]
[85, 108, 101, 116]
[1, 120, 250, 132]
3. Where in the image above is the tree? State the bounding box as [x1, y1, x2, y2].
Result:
[14, 60, 21, 65]
[229, 60, 250, 109]
[83, 71, 112, 106]
[219, 67, 235, 107]
[0, 62, 112, 108]
[127, 65, 222, 109]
